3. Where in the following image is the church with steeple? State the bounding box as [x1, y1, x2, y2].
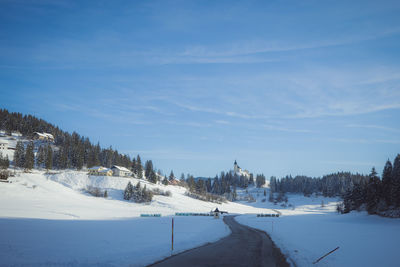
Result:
[233, 160, 250, 178]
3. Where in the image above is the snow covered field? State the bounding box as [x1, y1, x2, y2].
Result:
[0, 216, 229, 266]
[235, 187, 400, 267]
[0, 170, 270, 266]
[0, 170, 272, 219]
[2, 170, 399, 266]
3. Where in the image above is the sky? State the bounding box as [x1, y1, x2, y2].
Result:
[1, 0, 400, 178]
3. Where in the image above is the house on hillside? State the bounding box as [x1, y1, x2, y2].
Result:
[33, 132, 54, 142]
[88, 166, 113, 176]
[111, 165, 131, 177]
[168, 178, 180, 186]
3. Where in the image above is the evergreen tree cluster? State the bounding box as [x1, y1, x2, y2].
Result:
[269, 172, 369, 197]
[342, 155, 400, 217]
[0, 153, 9, 169]
[1, 109, 134, 170]
[184, 171, 263, 201]
[123, 181, 153, 203]
[255, 174, 266, 188]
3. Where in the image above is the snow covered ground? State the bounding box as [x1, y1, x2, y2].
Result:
[2, 170, 399, 266]
[1, 170, 272, 219]
[235, 187, 400, 267]
[0, 216, 229, 266]
[0, 170, 271, 266]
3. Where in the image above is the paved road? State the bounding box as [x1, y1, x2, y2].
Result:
[149, 215, 289, 267]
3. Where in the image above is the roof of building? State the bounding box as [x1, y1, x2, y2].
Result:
[88, 166, 105, 171]
[111, 165, 131, 172]
[34, 132, 54, 139]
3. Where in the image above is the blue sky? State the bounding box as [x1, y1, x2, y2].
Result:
[1, 0, 400, 178]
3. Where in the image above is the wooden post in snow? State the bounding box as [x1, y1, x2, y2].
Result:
[171, 217, 174, 253]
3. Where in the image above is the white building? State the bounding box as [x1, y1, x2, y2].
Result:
[233, 160, 250, 178]
[111, 165, 132, 177]
[0, 140, 7, 150]
[33, 132, 54, 142]
[88, 166, 113, 176]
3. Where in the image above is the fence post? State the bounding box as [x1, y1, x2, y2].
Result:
[171, 217, 174, 254]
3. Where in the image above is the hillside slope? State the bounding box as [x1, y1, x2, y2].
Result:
[1, 170, 273, 220]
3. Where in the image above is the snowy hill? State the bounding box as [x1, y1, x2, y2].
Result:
[1, 170, 273, 220]
[0, 170, 275, 266]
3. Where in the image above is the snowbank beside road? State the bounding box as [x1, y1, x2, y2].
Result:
[0, 216, 230, 266]
[236, 201, 400, 267]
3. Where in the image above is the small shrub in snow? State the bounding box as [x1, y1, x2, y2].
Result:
[151, 188, 171, 197]
[0, 170, 10, 180]
[87, 186, 107, 198]
[185, 191, 226, 204]
[336, 202, 345, 214]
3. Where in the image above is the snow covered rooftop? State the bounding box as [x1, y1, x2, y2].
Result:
[34, 132, 54, 139]
[111, 165, 131, 172]
[88, 166, 106, 171]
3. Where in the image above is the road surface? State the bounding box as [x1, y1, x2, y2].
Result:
[149, 215, 289, 267]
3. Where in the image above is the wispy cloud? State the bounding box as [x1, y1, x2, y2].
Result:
[262, 124, 312, 133]
[330, 138, 400, 145]
[346, 124, 400, 133]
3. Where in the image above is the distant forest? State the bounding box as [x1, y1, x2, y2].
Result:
[270, 155, 400, 217]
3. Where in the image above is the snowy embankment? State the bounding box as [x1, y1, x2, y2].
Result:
[0, 216, 229, 266]
[235, 188, 400, 267]
[0, 170, 272, 266]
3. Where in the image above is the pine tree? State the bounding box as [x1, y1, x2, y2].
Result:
[136, 155, 143, 179]
[144, 160, 153, 179]
[148, 170, 157, 184]
[232, 185, 237, 201]
[13, 141, 25, 168]
[391, 154, 400, 207]
[45, 145, 53, 170]
[382, 159, 393, 206]
[366, 167, 381, 214]
[24, 141, 35, 170]
[124, 181, 133, 200]
[76, 146, 84, 170]
[162, 175, 169, 185]
[131, 158, 137, 176]
[36, 146, 45, 168]
[169, 170, 175, 181]
[0, 153, 10, 169]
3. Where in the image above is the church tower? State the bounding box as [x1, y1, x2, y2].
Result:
[234, 160, 239, 173]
